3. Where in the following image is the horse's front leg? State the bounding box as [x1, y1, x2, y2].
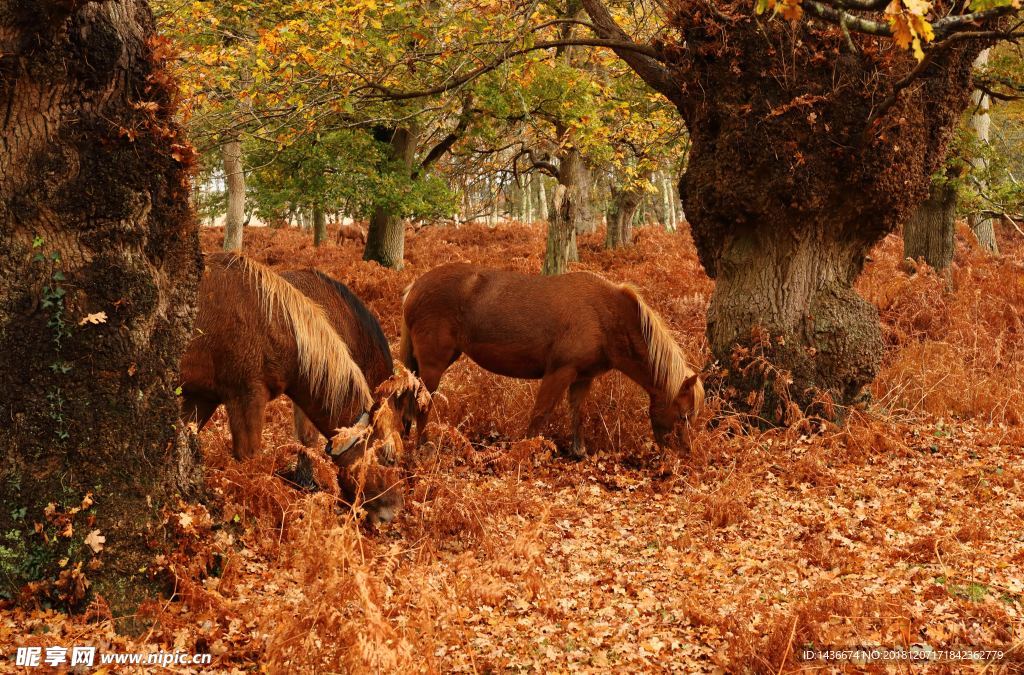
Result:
[226, 386, 270, 460]
[292, 403, 320, 447]
[182, 393, 219, 430]
[526, 367, 577, 440]
[566, 378, 593, 459]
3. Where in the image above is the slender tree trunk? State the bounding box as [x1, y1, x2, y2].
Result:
[554, 146, 585, 263]
[904, 181, 957, 271]
[0, 0, 202, 615]
[537, 175, 549, 221]
[222, 134, 245, 251]
[968, 49, 1000, 254]
[524, 175, 534, 223]
[543, 186, 578, 275]
[312, 202, 327, 247]
[605, 175, 647, 249]
[364, 127, 416, 269]
[572, 158, 598, 235]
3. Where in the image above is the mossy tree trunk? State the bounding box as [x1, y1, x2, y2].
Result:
[0, 0, 202, 614]
[584, 0, 984, 420]
[904, 181, 957, 271]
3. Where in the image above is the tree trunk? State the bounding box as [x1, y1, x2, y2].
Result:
[524, 176, 534, 223]
[968, 49, 1000, 255]
[605, 178, 646, 249]
[635, 5, 984, 419]
[904, 181, 957, 271]
[536, 175, 549, 221]
[0, 1, 202, 615]
[554, 146, 586, 263]
[312, 202, 327, 247]
[222, 134, 245, 251]
[542, 186, 578, 275]
[364, 127, 416, 269]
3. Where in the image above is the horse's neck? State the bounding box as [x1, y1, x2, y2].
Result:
[611, 323, 660, 397]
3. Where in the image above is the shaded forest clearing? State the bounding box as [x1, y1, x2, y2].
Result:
[4, 222, 1023, 672]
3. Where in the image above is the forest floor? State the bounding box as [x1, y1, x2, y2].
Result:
[4, 221, 1024, 673]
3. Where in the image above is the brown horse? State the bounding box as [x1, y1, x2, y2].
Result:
[282, 270, 395, 450]
[335, 223, 367, 245]
[399, 263, 704, 455]
[180, 253, 403, 522]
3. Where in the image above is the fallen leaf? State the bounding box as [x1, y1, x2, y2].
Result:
[79, 311, 108, 326]
[84, 529, 105, 553]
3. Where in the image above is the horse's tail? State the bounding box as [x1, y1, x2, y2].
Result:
[229, 254, 373, 416]
[398, 283, 418, 374]
[620, 283, 692, 399]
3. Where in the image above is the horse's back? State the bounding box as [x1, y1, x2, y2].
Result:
[405, 263, 628, 378]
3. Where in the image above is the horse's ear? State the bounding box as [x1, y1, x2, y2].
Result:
[681, 373, 700, 393]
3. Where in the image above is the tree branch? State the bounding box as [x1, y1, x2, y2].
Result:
[414, 95, 475, 177]
[579, 0, 685, 109]
[359, 38, 662, 101]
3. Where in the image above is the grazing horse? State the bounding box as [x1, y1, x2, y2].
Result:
[399, 263, 704, 455]
[180, 253, 403, 521]
[281, 270, 394, 449]
[335, 223, 367, 245]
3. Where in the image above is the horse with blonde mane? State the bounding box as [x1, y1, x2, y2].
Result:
[399, 263, 704, 455]
[180, 253, 403, 522]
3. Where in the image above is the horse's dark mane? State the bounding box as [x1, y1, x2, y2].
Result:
[315, 271, 392, 363]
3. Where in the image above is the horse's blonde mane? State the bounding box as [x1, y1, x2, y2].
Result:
[620, 284, 698, 400]
[228, 255, 373, 417]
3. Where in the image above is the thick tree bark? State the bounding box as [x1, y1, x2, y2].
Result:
[0, 0, 202, 614]
[584, 0, 983, 418]
[312, 202, 327, 247]
[542, 186, 578, 275]
[968, 50, 1000, 255]
[222, 134, 245, 251]
[904, 181, 957, 271]
[364, 127, 416, 269]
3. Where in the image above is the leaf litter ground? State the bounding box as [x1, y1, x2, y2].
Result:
[3, 221, 1023, 673]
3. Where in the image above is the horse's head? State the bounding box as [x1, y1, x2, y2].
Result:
[650, 373, 704, 445]
[329, 398, 406, 524]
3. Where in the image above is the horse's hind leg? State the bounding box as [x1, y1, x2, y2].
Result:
[526, 367, 577, 440]
[567, 378, 593, 459]
[226, 387, 269, 460]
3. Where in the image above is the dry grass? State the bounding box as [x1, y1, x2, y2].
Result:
[5, 220, 1023, 673]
